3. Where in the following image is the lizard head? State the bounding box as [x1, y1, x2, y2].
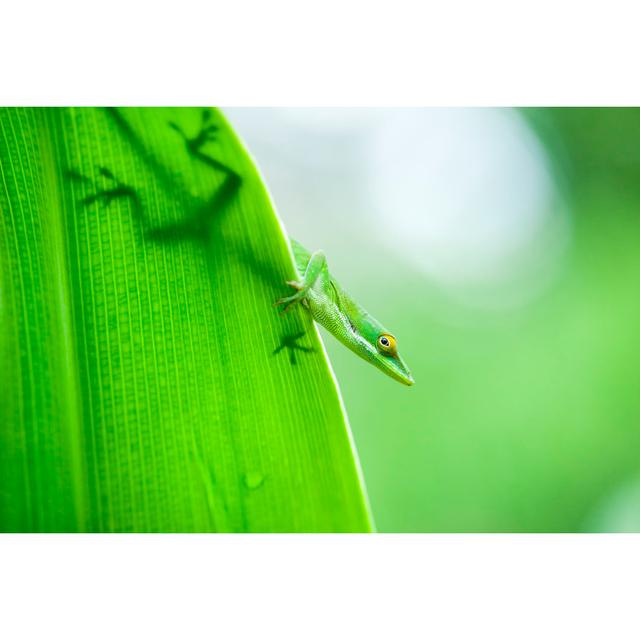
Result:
[371, 331, 414, 386]
[344, 314, 414, 386]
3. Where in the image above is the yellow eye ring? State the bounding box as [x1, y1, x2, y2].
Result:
[377, 334, 397, 355]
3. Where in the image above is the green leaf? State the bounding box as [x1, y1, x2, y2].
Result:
[0, 107, 372, 532]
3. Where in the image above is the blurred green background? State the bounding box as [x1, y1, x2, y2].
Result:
[227, 108, 640, 532]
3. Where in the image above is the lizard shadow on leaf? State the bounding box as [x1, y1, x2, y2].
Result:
[104, 107, 312, 361]
[94, 109, 285, 302]
[105, 107, 183, 200]
[163, 110, 315, 361]
[105, 107, 282, 285]
[272, 331, 315, 366]
[64, 166, 146, 234]
[104, 108, 235, 245]
[163, 110, 289, 295]
[167, 109, 231, 174]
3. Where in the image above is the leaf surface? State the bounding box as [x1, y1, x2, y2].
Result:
[0, 107, 372, 532]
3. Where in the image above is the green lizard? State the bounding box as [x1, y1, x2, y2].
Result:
[275, 239, 414, 386]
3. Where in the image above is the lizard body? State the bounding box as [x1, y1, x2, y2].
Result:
[275, 239, 414, 386]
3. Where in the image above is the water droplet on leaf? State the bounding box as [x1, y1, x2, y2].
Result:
[243, 471, 265, 490]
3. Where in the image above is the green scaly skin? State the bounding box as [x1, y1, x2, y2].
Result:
[275, 239, 414, 386]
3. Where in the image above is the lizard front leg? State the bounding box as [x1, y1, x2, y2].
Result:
[274, 250, 326, 313]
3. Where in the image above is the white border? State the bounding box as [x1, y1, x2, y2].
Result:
[2, 1, 640, 105]
[1, 535, 639, 639]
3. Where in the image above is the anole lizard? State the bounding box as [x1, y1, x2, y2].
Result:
[275, 239, 414, 386]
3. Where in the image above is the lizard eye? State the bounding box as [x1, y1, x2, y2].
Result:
[377, 334, 397, 355]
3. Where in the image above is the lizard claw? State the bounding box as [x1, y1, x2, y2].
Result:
[273, 296, 301, 313]
[274, 284, 307, 313]
[285, 280, 304, 291]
